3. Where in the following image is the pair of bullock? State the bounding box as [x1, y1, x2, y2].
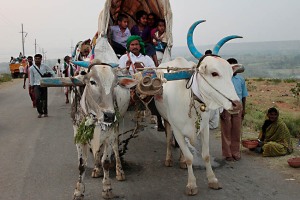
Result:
[70, 20, 242, 199]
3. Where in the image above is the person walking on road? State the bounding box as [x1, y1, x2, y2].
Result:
[62, 55, 77, 104]
[220, 58, 248, 161]
[23, 56, 36, 108]
[29, 54, 55, 118]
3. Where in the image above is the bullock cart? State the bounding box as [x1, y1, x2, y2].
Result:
[41, 1, 175, 199]
[41, 0, 243, 199]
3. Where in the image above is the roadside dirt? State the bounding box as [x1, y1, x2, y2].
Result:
[243, 78, 300, 183]
[0, 78, 22, 90]
[247, 79, 300, 113]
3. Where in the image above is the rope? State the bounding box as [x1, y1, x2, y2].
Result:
[198, 72, 234, 104]
[115, 66, 193, 72]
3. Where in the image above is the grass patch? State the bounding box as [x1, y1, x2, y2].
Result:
[282, 115, 300, 138]
[267, 78, 282, 84]
[0, 73, 12, 83]
[243, 103, 265, 131]
[244, 103, 300, 138]
[253, 77, 265, 82]
[284, 78, 297, 83]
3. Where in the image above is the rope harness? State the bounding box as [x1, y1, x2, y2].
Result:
[185, 55, 236, 117]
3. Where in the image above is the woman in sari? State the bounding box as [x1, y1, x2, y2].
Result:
[257, 107, 293, 157]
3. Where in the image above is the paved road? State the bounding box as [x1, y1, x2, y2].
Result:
[0, 79, 299, 200]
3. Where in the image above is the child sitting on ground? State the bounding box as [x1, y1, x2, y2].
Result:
[152, 19, 167, 52]
[110, 14, 131, 55]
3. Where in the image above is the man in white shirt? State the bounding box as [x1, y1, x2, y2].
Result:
[62, 55, 77, 104]
[119, 35, 165, 131]
[119, 35, 155, 74]
[54, 58, 62, 77]
[19, 64, 24, 78]
[29, 54, 55, 118]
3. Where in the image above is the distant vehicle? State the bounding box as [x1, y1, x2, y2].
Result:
[9, 61, 26, 78]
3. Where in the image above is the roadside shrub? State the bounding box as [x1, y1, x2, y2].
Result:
[244, 104, 300, 138]
[246, 81, 257, 92]
[290, 82, 300, 105]
[0, 73, 12, 83]
[243, 103, 265, 131]
[282, 115, 300, 138]
[253, 77, 264, 82]
[284, 78, 297, 83]
[267, 78, 282, 84]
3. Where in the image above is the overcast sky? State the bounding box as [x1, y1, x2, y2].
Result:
[1, 0, 300, 62]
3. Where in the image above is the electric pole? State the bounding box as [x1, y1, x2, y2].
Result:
[42, 48, 47, 63]
[35, 39, 37, 55]
[20, 24, 27, 56]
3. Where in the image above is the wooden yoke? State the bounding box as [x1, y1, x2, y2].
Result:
[40, 71, 194, 87]
[40, 77, 85, 87]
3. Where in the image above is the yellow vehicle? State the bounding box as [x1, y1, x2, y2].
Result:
[9, 61, 26, 78]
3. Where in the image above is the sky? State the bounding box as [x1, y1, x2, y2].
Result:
[1, 0, 300, 62]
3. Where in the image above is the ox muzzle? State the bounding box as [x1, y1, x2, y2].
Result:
[103, 111, 115, 124]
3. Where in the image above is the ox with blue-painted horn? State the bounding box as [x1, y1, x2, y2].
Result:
[71, 59, 138, 200]
[154, 20, 242, 196]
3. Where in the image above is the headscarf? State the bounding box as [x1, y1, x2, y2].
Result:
[126, 35, 146, 55]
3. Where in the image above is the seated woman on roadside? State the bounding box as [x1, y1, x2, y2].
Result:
[256, 107, 293, 157]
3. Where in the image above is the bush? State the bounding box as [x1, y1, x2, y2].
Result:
[284, 78, 297, 83]
[253, 77, 264, 82]
[244, 103, 300, 138]
[267, 78, 282, 84]
[246, 81, 257, 92]
[282, 115, 300, 138]
[0, 73, 12, 83]
[243, 103, 265, 131]
[290, 82, 300, 105]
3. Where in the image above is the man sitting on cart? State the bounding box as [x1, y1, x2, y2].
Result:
[118, 35, 165, 132]
[119, 35, 155, 74]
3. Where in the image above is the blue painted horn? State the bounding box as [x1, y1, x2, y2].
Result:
[71, 61, 90, 68]
[213, 35, 243, 55]
[187, 20, 206, 59]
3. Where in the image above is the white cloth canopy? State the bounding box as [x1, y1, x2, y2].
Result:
[95, 0, 173, 64]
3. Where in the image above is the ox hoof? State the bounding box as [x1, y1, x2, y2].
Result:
[116, 173, 125, 181]
[185, 186, 198, 196]
[179, 162, 187, 169]
[208, 182, 222, 190]
[91, 168, 103, 178]
[102, 190, 114, 199]
[164, 160, 173, 167]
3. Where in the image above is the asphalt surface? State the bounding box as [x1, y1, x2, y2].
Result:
[0, 79, 299, 200]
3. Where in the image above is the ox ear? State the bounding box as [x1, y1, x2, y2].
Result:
[198, 63, 207, 74]
[74, 73, 88, 84]
[118, 78, 138, 89]
[80, 87, 88, 115]
[232, 64, 245, 74]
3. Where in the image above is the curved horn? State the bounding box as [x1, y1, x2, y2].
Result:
[213, 35, 243, 55]
[71, 61, 90, 68]
[187, 20, 206, 59]
[90, 46, 95, 61]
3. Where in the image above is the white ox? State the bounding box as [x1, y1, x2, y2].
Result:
[155, 56, 241, 195]
[71, 61, 136, 200]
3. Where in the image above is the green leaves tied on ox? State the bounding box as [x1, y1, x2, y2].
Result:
[75, 117, 95, 144]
